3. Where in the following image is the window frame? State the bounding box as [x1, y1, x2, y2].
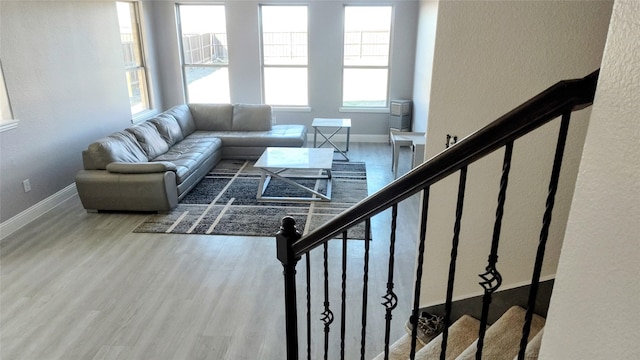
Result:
[116, 1, 152, 119]
[176, 4, 230, 104]
[259, 4, 310, 109]
[340, 5, 393, 111]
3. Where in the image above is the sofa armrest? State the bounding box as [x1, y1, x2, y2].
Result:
[75, 169, 178, 212]
[106, 161, 177, 174]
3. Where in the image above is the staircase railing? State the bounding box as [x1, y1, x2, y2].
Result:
[276, 70, 599, 360]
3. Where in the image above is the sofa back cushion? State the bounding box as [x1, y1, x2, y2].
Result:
[150, 113, 184, 146]
[188, 103, 234, 131]
[126, 122, 170, 160]
[83, 131, 148, 170]
[164, 104, 196, 136]
[232, 104, 272, 131]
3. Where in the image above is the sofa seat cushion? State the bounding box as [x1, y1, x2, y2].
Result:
[152, 136, 222, 184]
[190, 124, 307, 147]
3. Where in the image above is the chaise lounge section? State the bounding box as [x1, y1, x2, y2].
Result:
[75, 103, 306, 212]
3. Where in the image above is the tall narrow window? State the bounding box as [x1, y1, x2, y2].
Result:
[116, 2, 150, 116]
[342, 6, 392, 108]
[260, 5, 308, 106]
[177, 5, 230, 103]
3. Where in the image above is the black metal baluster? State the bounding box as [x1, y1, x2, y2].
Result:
[340, 231, 348, 359]
[360, 219, 371, 360]
[476, 142, 513, 359]
[382, 204, 399, 360]
[410, 188, 431, 360]
[440, 166, 468, 360]
[322, 242, 333, 360]
[306, 254, 311, 360]
[518, 112, 571, 359]
[276, 217, 302, 360]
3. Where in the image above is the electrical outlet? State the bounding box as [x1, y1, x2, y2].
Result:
[23, 179, 31, 192]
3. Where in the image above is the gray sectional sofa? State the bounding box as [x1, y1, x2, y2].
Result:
[75, 103, 307, 212]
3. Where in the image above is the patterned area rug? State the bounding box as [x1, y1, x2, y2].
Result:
[133, 159, 368, 238]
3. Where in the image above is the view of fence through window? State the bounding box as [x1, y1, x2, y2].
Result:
[174, 5, 391, 106]
[262, 32, 307, 65]
[343, 6, 392, 107]
[178, 5, 230, 103]
[116, 2, 150, 116]
[260, 6, 308, 106]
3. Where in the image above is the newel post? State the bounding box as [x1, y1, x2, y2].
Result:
[276, 216, 302, 360]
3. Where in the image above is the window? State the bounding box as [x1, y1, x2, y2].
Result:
[0, 60, 18, 132]
[116, 2, 150, 116]
[342, 6, 392, 108]
[260, 5, 308, 106]
[177, 5, 230, 103]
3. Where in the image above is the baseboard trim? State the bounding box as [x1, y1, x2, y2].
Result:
[420, 278, 555, 325]
[0, 184, 78, 241]
[307, 134, 387, 144]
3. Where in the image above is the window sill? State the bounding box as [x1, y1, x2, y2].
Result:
[131, 109, 160, 124]
[272, 106, 312, 113]
[339, 107, 389, 114]
[0, 119, 19, 133]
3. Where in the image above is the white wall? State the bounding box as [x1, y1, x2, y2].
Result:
[418, 0, 613, 306]
[0, 1, 134, 222]
[411, 1, 438, 134]
[146, 0, 420, 139]
[540, 0, 640, 358]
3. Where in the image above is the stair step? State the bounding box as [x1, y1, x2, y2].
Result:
[517, 328, 544, 360]
[372, 314, 443, 360]
[371, 333, 425, 360]
[373, 306, 546, 360]
[456, 306, 545, 360]
[414, 315, 481, 360]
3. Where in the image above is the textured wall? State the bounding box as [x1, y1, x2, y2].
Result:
[0, 1, 133, 222]
[541, 0, 640, 357]
[418, 0, 613, 305]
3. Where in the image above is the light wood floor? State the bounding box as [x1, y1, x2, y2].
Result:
[1, 143, 422, 360]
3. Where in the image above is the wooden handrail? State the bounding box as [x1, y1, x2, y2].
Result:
[291, 70, 599, 256]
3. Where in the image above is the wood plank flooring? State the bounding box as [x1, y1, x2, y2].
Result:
[1, 143, 422, 360]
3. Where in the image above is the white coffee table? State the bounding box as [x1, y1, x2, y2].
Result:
[254, 147, 334, 202]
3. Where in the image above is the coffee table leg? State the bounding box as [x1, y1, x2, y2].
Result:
[256, 172, 273, 200]
[257, 168, 331, 202]
[325, 169, 332, 200]
[346, 127, 350, 152]
[313, 127, 318, 147]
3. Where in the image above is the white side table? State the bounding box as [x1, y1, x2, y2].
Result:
[390, 131, 426, 178]
[312, 118, 351, 161]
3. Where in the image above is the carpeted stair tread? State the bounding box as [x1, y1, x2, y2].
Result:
[513, 328, 544, 360]
[456, 306, 545, 360]
[372, 314, 443, 360]
[413, 315, 481, 360]
[371, 333, 425, 360]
